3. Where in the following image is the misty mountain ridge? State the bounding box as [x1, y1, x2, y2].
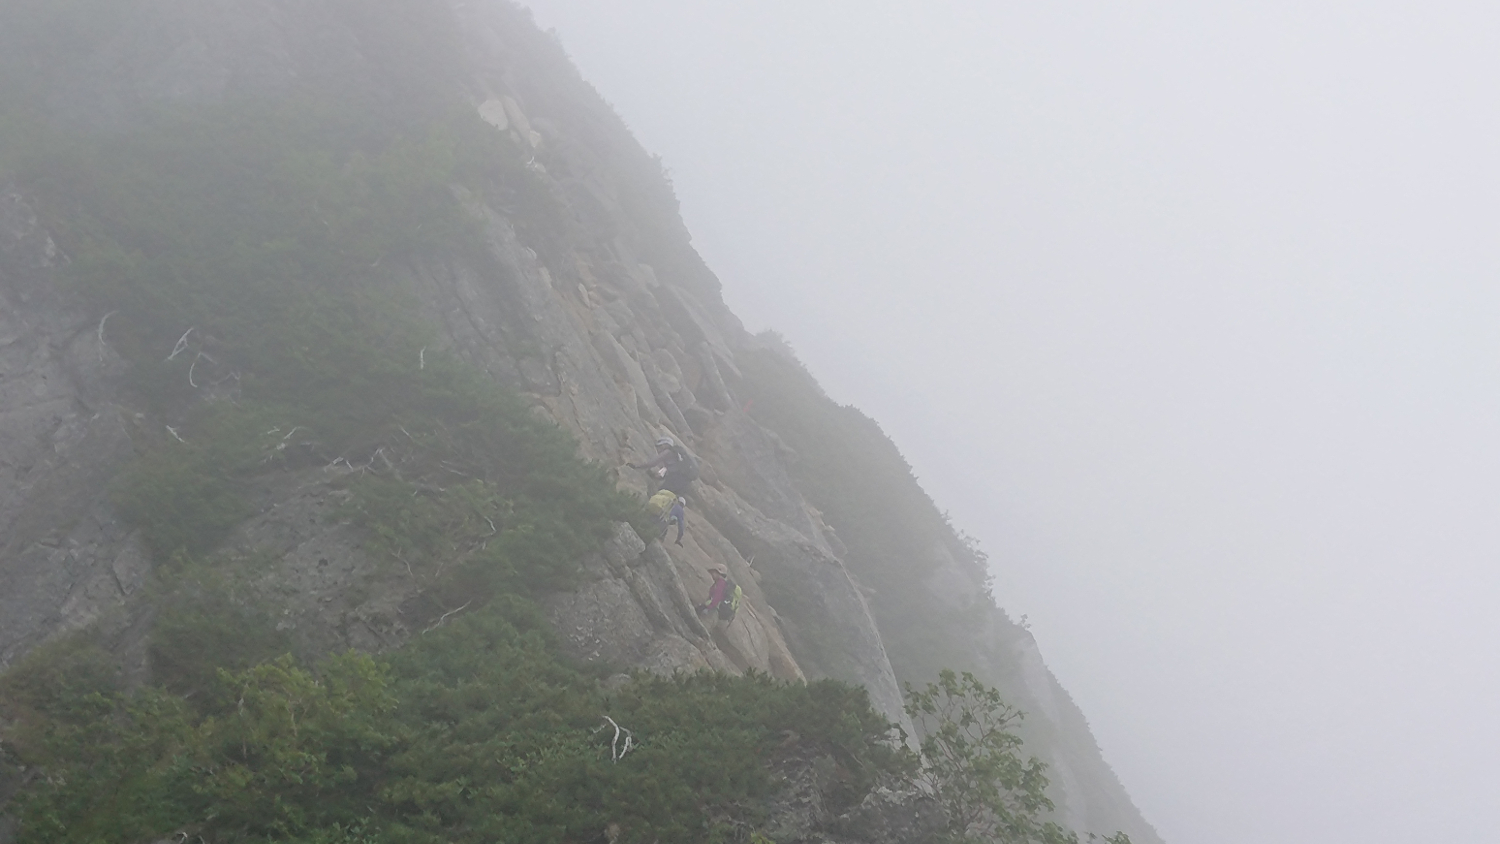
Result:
[0, 2, 1161, 842]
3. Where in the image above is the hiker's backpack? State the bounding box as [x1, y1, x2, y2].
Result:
[669, 446, 700, 482]
[646, 489, 677, 519]
[718, 581, 742, 623]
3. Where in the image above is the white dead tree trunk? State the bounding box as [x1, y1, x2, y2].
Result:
[596, 716, 635, 762]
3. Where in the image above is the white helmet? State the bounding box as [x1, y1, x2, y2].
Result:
[655, 436, 675, 448]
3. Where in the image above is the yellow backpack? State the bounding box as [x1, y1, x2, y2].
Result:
[645, 489, 677, 518]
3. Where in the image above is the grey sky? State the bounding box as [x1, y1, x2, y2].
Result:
[519, 2, 1500, 842]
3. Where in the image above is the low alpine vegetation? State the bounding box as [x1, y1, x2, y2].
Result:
[906, 670, 1133, 844]
[0, 603, 906, 844]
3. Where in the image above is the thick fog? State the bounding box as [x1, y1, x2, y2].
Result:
[520, 2, 1500, 842]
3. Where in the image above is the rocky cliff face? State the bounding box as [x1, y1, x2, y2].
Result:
[0, 2, 1160, 842]
[0, 186, 144, 670]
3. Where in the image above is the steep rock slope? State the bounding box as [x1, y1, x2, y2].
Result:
[737, 345, 1165, 843]
[0, 2, 1160, 841]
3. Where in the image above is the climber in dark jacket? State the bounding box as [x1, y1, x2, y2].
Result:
[630, 436, 697, 498]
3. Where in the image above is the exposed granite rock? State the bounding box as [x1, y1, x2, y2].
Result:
[694, 485, 913, 740]
[223, 468, 418, 658]
[543, 522, 803, 679]
[0, 190, 140, 671]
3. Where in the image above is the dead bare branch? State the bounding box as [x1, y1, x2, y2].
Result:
[96, 311, 117, 362]
[165, 426, 186, 444]
[422, 601, 472, 634]
[393, 551, 414, 578]
[349, 447, 387, 475]
[594, 716, 635, 762]
[166, 327, 195, 361]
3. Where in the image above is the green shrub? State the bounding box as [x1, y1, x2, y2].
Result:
[0, 636, 121, 730]
[905, 671, 1134, 844]
[0, 638, 197, 844]
[110, 403, 307, 558]
[1, 604, 911, 844]
[147, 565, 294, 702]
